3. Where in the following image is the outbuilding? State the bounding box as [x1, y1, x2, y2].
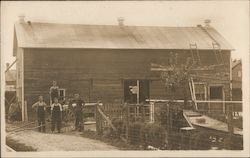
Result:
[13, 17, 234, 121]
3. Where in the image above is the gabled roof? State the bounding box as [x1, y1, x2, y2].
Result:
[14, 22, 234, 54]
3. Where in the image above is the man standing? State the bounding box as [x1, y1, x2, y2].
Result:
[71, 94, 85, 132]
[32, 96, 47, 132]
[51, 97, 63, 133]
[8, 98, 21, 122]
[50, 80, 59, 104]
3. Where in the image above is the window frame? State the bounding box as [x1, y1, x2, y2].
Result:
[209, 85, 224, 100]
[58, 88, 66, 99]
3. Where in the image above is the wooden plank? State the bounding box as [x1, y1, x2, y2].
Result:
[97, 106, 117, 131]
[24, 101, 28, 121]
[182, 112, 195, 129]
[189, 80, 194, 101]
[191, 77, 198, 110]
[184, 110, 243, 136]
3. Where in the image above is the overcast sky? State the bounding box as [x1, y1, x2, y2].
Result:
[1, 1, 249, 68]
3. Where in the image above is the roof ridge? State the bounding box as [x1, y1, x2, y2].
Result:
[15, 21, 199, 28]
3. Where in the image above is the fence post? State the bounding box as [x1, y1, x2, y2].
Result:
[95, 103, 103, 135]
[167, 103, 172, 149]
[125, 103, 129, 140]
[24, 101, 28, 121]
[142, 105, 145, 122]
[227, 103, 234, 149]
[150, 102, 155, 123]
[95, 103, 99, 134]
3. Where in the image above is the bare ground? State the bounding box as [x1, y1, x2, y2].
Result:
[6, 123, 118, 151]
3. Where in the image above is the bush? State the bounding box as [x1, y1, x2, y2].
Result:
[127, 122, 166, 149]
[112, 118, 125, 138]
[128, 121, 144, 145]
[141, 123, 166, 149]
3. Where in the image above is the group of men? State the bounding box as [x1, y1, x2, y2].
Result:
[32, 81, 85, 133]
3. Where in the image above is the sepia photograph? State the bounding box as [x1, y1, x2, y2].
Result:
[1, 0, 249, 157]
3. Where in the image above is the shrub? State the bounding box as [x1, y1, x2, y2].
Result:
[111, 120, 167, 149]
[128, 121, 144, 145]
[112, 118, 124, 138]
[141, 123, 166, 149]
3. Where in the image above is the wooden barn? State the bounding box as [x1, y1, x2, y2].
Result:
[13, 17, 234, 121]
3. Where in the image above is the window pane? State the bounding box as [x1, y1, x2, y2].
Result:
[210, 86, 223, 99]
[59, 90, 64, 97]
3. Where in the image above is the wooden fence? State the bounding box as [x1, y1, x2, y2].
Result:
[95, 103, 152, 141]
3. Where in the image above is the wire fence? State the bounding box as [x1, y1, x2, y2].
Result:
[95, 101, 243, 150]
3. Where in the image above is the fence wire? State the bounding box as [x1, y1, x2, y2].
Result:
[95, 102, 243, 150]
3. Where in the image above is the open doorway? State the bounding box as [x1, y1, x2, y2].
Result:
[124, 79, 149, 104]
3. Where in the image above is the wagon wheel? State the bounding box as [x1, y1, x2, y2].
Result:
[64, 109, 75, 123]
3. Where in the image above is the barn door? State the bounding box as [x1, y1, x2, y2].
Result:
[208, 85, 225, 114]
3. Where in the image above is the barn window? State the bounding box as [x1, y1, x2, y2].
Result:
[124, 80, 149, 104]
[59, 88, 66, 100]
[210, 86, 223, 100]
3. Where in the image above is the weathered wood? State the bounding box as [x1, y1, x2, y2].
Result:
[97, 105, 117, 131]
[190, 77, 198, 110]
[22, 48, 231, 120]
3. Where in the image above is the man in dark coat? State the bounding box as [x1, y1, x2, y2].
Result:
[70, 94, 85, 132]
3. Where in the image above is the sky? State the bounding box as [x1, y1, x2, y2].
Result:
[1, 1, 249, 69]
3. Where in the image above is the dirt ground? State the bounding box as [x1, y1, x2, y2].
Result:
[6, 123, 118, 151]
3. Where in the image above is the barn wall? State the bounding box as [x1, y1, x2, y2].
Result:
[23, 48, 230, 120]
[232, 63, 242, 89]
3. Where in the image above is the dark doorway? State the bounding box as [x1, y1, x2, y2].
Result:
[210, 86, 223, 100]
[124, 80, 149, 104]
